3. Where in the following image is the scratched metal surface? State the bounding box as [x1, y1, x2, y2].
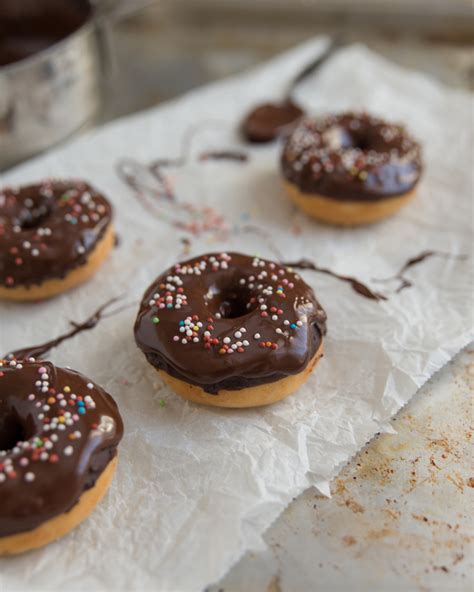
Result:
[211, 346, 473, 591]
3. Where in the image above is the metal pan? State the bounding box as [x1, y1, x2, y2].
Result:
[0, 0, 152, 170]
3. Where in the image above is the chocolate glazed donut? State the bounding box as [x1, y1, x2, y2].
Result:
[0, 358, 123, 555]
[281, 112, 423, 225]
[0, 179, 114, 300]
[135, 252, 327, 408]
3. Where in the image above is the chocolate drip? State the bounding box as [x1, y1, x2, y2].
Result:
[286, 250, 468, 300]
[372, 250, 468, 293]
[198, 150, 248, 162]
[116, 121, 251, 236]
[7, 297, 127, 361]
[284, 259, 386, 301]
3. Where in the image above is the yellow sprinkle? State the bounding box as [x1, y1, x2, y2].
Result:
[64, 386, 71, 393]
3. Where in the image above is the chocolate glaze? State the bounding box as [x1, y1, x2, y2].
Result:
[6, 297, 124, 361]
[0, 179, 112, 289]
[283, 259, 386, 301]
[0, 0, 91, 67]
[0, 358, 123, 537]
[134, 252, 327, 394]
[281, 112, 422, 201]
[241, 101, 304, 144]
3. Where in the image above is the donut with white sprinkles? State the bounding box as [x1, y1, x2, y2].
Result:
[135, 252, 327, 407]
[0, 358, 123, 555]
[281, 112, 423, 225]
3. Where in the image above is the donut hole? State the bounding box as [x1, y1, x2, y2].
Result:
[17, 202, 53, 230]
[0, 408, 30, 452]
[351, 134, 371, 151]
[206, 284, 258, 319]
[342, 129, 372, 151]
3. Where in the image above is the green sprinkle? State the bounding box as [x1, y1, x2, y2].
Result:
[152, 316, 160, 324]
[160, 399, 166, 408]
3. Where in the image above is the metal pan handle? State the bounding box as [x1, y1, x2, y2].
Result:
[91, 0, 157, 78]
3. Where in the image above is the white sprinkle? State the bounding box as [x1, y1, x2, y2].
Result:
[25, 472, 35, 482]
[64, 446, 74, 456]
[254, 333, 261, 340]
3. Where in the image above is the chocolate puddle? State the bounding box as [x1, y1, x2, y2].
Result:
[241, 101, 304, 144]
[372, 250, 468, 293]
[6, 297, 128, 360]
[284, 259, 386, 301]
[240, 40, 342, 144]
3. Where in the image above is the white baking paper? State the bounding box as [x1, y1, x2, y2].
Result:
[0, 38, 472, 591]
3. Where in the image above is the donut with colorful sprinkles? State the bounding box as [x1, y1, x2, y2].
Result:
[0, 358, 123, 555]
[134, 252, 327, 408]
[281, 112, 423, 225]
[0, 179, 114, 300]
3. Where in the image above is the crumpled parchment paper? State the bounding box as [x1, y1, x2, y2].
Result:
[0, 38, 472, 592]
